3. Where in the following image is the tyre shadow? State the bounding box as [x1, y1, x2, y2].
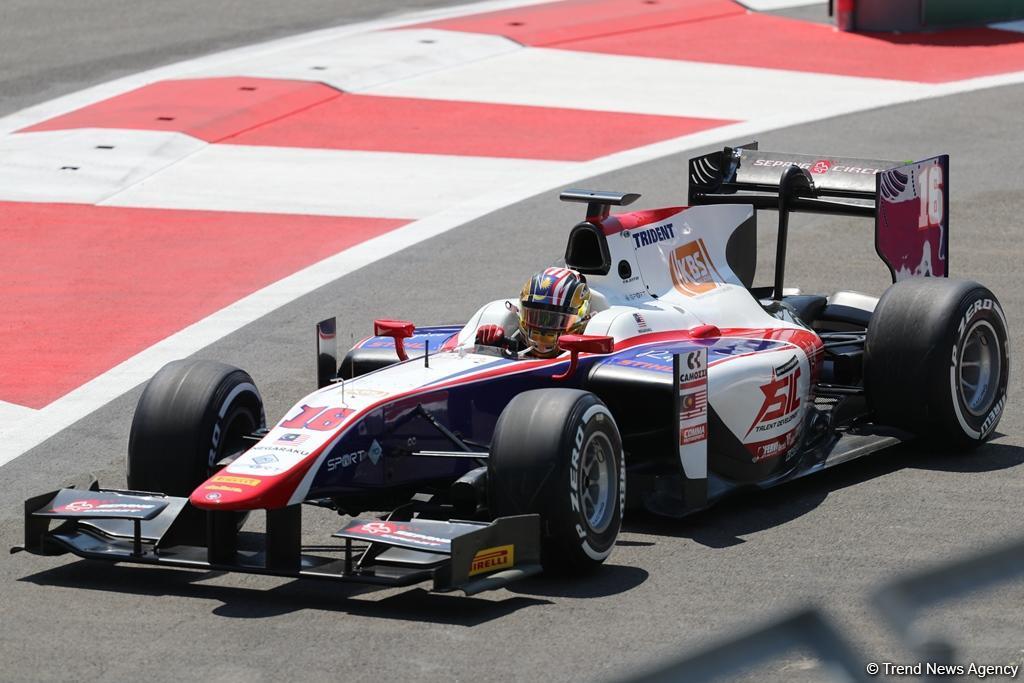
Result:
[624, 438, 1024, 549]
[505, 563, 649, 599]
[17, 561, 549, 624]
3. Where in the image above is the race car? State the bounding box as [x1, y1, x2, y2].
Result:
[15, 143, 1010, 594]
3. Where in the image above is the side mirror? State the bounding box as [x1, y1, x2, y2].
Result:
[553, 334, 615, 381]
[374, 319, 415, 361]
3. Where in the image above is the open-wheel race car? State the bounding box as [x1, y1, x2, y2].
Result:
[15, 143, 1010, 594]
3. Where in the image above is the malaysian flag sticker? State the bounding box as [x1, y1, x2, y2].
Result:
[277, 432, 309, 445]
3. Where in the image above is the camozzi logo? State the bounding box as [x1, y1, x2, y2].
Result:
[669, 239, 722, 297]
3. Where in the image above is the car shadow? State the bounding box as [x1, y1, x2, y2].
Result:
[624, 438, 1024, 549]
[505, 563, 649, 599]
[17, 561, 549, 625]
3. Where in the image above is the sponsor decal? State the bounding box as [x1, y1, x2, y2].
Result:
[681, 423, 706, 445]
[204, 485, 243, 493]
[632, 222, 675, 249]
[752, 158, 887, 175]
[253, 454, 278, 465]
[469, 545, 515, 576]
[746, 356, 802, 438]
[809, 159, 832, 174]
[957, 298, 994, 337]
[251, 444, 309, 457]
[325, 439, 383, 472]
[749, 428, 800, 463]
[632, 312, 652, 334]
[354, 521, 449, 548]
[54, 499, 159, 514]
[367, 439, 383, 465]
[205, 493, 221, 501]
[981, 395, 1005, 437]
[679, 350, 707, 383]
[277, 432, 309, 445]
[669, 239, 722, 297]
[210, 475, 261, 487]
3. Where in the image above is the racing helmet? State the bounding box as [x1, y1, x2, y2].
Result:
[519, 267, 591, 357]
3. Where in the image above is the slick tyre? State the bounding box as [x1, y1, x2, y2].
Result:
[488, 389, 624, 573]
[865, 278, 1009, 449]
[128, 360, 265, 495]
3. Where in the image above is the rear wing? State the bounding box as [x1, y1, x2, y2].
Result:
[688, 143, 949, 293]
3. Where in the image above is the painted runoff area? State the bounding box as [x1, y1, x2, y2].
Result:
[2, 0, 1024, 465]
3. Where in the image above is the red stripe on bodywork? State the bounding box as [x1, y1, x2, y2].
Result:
[422, 0, 1024, 84]
[20, 77, 342, 141]
[600, 207, 687, 235]
[0, 202, 406, 408]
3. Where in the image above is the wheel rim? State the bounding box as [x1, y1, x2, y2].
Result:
[580, 432, 617, 534]
[210, 406, 258, 469]
[958, 320, 1002, 417]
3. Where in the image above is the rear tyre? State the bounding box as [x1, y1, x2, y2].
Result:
[865, 278, 1009, 449]
[488, 389, 624, 573]
[128, 360, 265, 495]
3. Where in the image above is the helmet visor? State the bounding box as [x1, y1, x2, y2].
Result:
[522, 306, 579, 333]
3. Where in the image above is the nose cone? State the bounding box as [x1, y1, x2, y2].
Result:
[189, 468, 307, 511]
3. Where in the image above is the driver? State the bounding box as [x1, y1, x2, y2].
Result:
[475, 267, 592, 357]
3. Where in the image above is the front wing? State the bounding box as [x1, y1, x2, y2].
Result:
[12, 484, 542, 596]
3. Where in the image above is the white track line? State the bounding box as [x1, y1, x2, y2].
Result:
[362, 47, 930, 121]
[0, 402, 36, 437]
[102, 146, 571, 219]
[3, 0, 1024, 464]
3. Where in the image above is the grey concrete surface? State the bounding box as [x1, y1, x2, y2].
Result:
[1, 2, 1023, 682]
[0, 0, 462, 117]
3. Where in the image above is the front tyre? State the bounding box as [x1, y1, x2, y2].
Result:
[128, 360, 265, 494]
[488, 389, 624, 573]
[865, 278, 1009, 449]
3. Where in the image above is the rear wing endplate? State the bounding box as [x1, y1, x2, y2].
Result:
[688, 143, 949, 289]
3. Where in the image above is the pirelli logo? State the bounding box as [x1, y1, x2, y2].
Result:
[210, 475, 261, 487]
[469, 545, 514, 576]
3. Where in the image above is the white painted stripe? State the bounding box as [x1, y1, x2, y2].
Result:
[736, 0, 825, 10]
[361, 48, 932, 121]
[991, 20, 1024, 34]
[4, 0, 1024, 465]
[102, 145, 572, 218]
[0, 129, 204, 204]
[0, 401, 36, 438]
[186, 29, 522, 92]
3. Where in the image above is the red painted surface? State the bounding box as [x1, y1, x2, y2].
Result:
[229, 95, 733, 160]
[0, 202, 406, 408]
[418, 0, 743, 47]
[21, 78, 342, 141]
[564, 13, 1024, 83]
[423, 0, 1024, 83]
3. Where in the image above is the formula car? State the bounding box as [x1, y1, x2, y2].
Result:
[15, 143, 1010, 594]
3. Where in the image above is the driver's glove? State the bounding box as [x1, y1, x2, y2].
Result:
[475, 324, 505, 346]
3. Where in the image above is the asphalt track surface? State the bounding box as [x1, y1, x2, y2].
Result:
[2, 3, 1023, 682]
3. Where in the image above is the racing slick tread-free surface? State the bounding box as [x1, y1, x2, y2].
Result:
[488, 389, 623, 572]
[864, 278, 1009, 446]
